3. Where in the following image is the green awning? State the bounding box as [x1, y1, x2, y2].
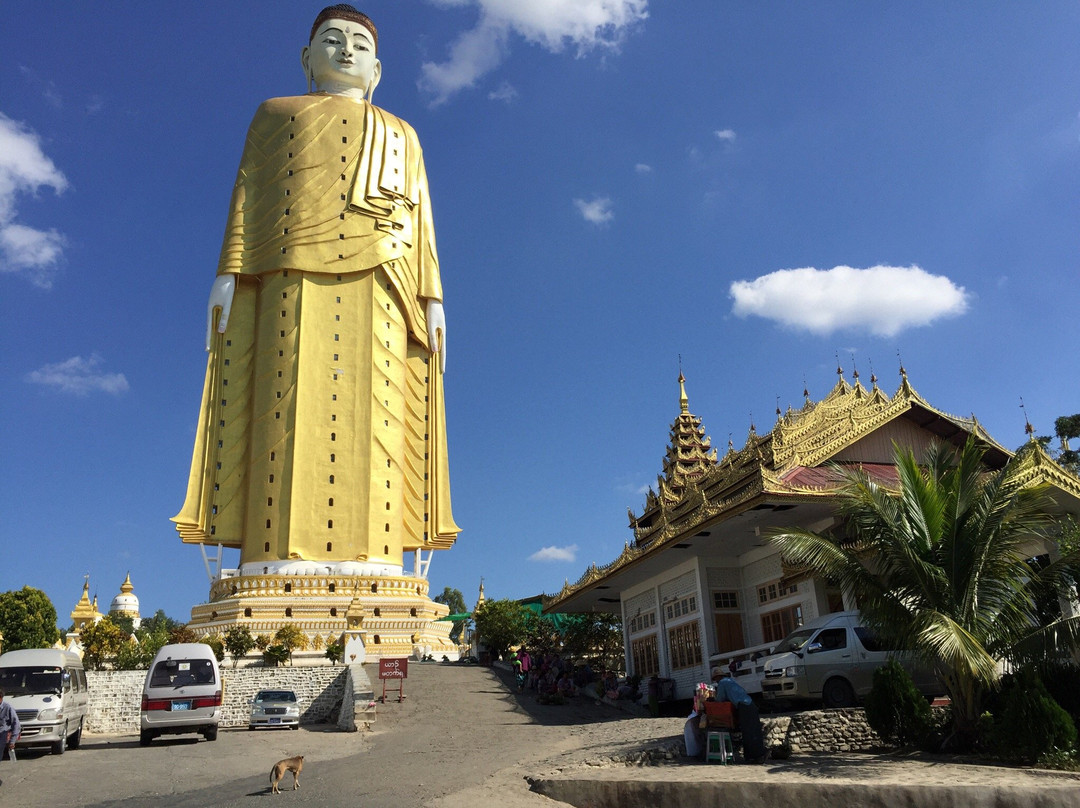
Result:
[436, 612, 472, 621]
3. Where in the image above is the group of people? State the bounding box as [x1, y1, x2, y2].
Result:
[509, 649, 602, 701]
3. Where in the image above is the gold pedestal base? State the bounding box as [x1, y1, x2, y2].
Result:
[187, 573, 455, 659]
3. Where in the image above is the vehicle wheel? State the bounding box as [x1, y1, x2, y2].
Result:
[68, 721, 83, 750]
[203, 726, 218, 742]
[248, 724, 255, 731]
[52, 727, 67, 755]
[290, 724, 299, 730]
[821, 677, 856, 708]
[139, 730, 154, 747]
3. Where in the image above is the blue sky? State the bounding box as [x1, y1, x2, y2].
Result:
[2, 2, 1078, 626]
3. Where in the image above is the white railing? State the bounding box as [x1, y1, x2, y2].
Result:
[708, 641, 776, 695]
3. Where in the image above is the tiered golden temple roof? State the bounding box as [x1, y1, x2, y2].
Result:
[547, 367, 1080, 611]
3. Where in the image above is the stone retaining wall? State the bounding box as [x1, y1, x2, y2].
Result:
[86, 666, 348, 734]
[762, 708, 882, 753]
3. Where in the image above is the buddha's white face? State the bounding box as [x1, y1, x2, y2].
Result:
[302, 19, 380, 94]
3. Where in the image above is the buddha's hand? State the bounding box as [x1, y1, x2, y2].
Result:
[427, 299, 446, 374]
[206, 274, 236, 351]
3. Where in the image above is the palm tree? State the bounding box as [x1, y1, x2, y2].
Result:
[769, 437, 1080, 747]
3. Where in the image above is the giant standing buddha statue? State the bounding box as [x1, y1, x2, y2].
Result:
[173, 5, 460, 659]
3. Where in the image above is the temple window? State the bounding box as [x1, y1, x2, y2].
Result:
[327, 520, 333, 529]
[285, 608, 292, 617]
[328, 583, 335, 593]
[245, 608, 252, 617]
[371, 583, 378, 593]
[267, 497, 272, 506]
[330, 454, 335, 462]
[373, 608, 380, 617]
[373, 635, 380, 644]
[264, 542, 270, 552]
[328, 497, 334, 506]
[266, 519, 272, 528]
[410, 608, 417, 617]
[326, 542, 333, 552]
[329, 475, 335, 484]
[330, 608, 337, 617]
[284, 583, 291, 593]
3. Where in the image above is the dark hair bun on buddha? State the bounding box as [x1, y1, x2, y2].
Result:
[310, 5, 378, 53]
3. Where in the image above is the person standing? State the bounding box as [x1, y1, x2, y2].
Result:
[710, 667, 766, 763]
[0, 688, 20, 763]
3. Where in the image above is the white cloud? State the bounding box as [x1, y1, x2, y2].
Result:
[714, 128, 736, 142]
[574, 196, 614, 225]
[528, 544, 579, 562]
[634, 163, 653, 174]
[729, 265, 969, 337]
[487, 81, 518, 103]
[25, 354, 129, 396]
[420, 0, 648, 104]
[0, 112, 68, 288]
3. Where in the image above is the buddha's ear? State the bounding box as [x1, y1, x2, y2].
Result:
[300, 46, 312, 88]
[366, 59, 382, 99]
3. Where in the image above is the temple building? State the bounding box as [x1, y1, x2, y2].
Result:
[69, 579, 105, 634]
[545, 368, 1080, 698]
[108, 573, 141, 629]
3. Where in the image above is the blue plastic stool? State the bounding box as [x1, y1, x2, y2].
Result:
[705, 730, 734, 764]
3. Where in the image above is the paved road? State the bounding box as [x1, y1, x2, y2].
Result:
[0, 663, 590, 808]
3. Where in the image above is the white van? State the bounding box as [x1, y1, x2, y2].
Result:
[760, 611, 940, 708]
[0, 648, 89, 754]
[140, 643, 222, 746]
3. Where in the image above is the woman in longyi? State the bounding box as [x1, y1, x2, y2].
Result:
[173, 5, 458, 575]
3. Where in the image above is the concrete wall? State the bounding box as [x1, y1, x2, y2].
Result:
[85, 665, 348, 733]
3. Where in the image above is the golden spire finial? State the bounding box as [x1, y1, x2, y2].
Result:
[1020, 397, 1036, 441]
[678, 370, 689, 414]
[120, 572, 134, 595]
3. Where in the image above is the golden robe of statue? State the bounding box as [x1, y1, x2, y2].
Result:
[173, 93, 459, 567]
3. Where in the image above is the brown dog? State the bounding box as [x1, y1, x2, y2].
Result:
[270, 755, 303, 794]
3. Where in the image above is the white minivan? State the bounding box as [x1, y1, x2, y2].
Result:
[140, 643, 222, 746]
[760, 611, 941, 708]
[0, 648, 89, 754]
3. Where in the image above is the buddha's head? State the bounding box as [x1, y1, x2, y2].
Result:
[302, 5, 381, 98]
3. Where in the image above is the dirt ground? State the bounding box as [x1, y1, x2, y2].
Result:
[2, 662, 1078, 807]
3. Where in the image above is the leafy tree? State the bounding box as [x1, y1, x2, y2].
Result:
[201, 633, 226, 663]
[769, 437, 1080, 748]
[273, 624, 309, 665]
[433, 586, 468, 643]
[141, 609, 181, 637]
[80, 618, 127, 670]
[522, 611, 561, 654]
[0, 586, 60, 651]
[1036, 414, 1080, 475]
[110, 615, 138, 637]
[254, 633, 273, 651]
[472, 598, 528, 660]
[169, 625, 198, 644]
[561, 612, 623, 672]
[262, 643, 290, 667]
[325, 637, 344, 664]
[113, 636, 155, 670]
[223, 626, 257, 668]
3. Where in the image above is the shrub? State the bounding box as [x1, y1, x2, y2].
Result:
[990, 671, 1077, 764]
[863, 659, 933, 747]
[1035, 661, 1080, 729]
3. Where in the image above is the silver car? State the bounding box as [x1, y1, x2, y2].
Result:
[249, 689, 300, 730]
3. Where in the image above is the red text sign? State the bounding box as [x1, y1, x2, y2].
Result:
[379, 658, 409, 679]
